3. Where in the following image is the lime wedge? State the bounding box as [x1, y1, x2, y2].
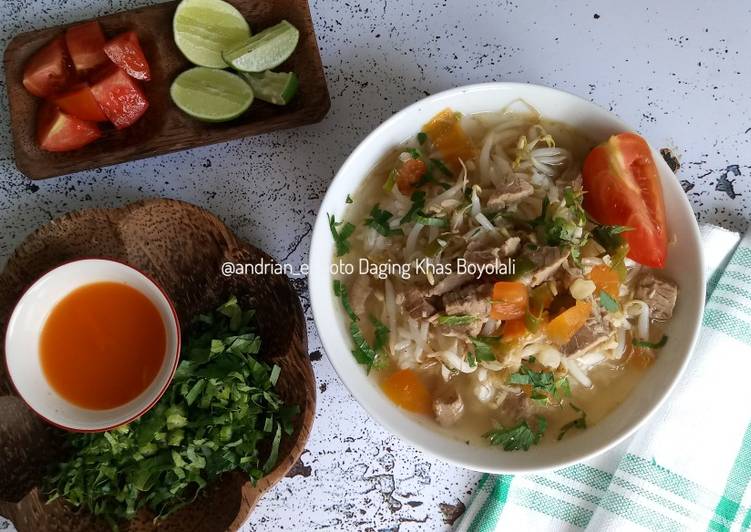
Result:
[223, 20, 300, 72]
[170, 67, 253, 122]
[173, 0, 251, 68]
[241, 71, 298, 105]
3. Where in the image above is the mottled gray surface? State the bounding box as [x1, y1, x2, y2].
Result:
[0, 0, 749, 530]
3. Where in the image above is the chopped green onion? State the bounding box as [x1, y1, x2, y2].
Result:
[327, 213, 355, 257]
[430, 158, 452, 177]
[417, 131, 428, 145]
[383, 169, 398, 192]
[333, 280, 358, 322]
[436, 315, 477, 326]
[365, 204, 404, 237]
[413, 213, 448, 227]
[401, 191, 426, 224]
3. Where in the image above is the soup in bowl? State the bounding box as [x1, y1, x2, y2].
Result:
[309, 83, 703, 473]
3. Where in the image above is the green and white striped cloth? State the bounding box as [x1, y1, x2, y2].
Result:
[457, 224, 751, 532]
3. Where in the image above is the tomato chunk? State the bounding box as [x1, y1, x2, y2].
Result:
[22, 37, 73, 98]
[65, 21, 108, 73]
[422, 109, 475, 169]
[103, 31, 151, 81]
[582, 132, 668, 268]
[90, 67, 149, 129]
[396, 158, 426, 195]
[546, 301, 592, 345]
[37, 103, 101, 152]
[54, 84, 108, 122]
[490, 281, 528, 320]
[381, 369, 432, 414]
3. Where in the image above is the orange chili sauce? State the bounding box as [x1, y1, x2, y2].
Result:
[40, 282, 166, 410]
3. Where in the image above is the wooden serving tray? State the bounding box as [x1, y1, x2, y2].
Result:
[4, 0, 330, 180]
[0, 199, 316, 531]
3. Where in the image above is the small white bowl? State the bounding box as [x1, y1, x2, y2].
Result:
[5, 258, 181, 432]
[309, 83, 705, 473]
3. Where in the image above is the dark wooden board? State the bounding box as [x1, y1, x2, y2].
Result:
[0, 199, 316, 531]
[4, 0, 330, 180]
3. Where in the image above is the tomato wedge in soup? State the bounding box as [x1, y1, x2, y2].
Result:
[582, 132, 668, 268]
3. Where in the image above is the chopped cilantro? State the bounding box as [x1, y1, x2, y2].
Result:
[365, 204, 404, 237]
[436, 315, 477, 326]
[345, 194, 353, 204]
[327, 213, 355, 257]
[484, 416, 547, 451]
[417, 131, 428, 145]
[508, 357, 570, 403]
[563, 187, 587, 226]
[599, 290, 620, 312]
[469, 336, 499, 362]
[632, 335, 668, 349]
[592, 224, 633, 252]
[557, 403, 587, 441]
[466, 351, 477, 368]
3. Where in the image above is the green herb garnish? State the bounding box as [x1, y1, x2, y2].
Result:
[632, 335, 668, 349]
[592, 224, 633, 252]
[430, 158, 452, 177]
[345, 194, 353, 204]
[417, 131, 428, 145]
[383, 168, 398, 192]
[46, 296, 297, 527]
[436, 315, 478, 327]
[563, 187, 587, 226]
[469, 336, 499, 362]
[405, 147, 422, 159]
[508, 357, 569, 403]
[414, 212, 448, 227]
[401, 191, 426, 224]
[484, 416, 547, 451]
[524, 309, 543, 333]
[350, 321, 377, 366]
[557, 403, 587, 441]
[328, 213, 355, 256]
[349, 316, 390, 371]
[365, 204, 404, 237]
[599, 290, 620, 312]
[333, 279, 358, 322]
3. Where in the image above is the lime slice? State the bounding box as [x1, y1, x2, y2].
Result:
[223, 20, 300, 72]
[173, 0, 251, 68]
[170, 67, 253, 122]
[241, 71, 298, 105]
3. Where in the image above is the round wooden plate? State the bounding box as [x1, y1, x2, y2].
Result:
[0, 199, 315, 531]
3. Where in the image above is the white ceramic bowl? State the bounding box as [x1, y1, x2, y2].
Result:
[309, 83, 704, 473]
[5, 258, 181, 432]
